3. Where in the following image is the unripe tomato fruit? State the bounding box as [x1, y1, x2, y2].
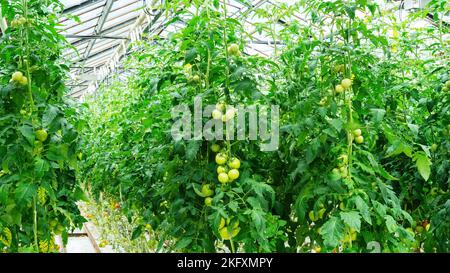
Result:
[227, 43, 240, 56]
[212, 109, 222, 120]
[353, 129, 362, 137]
[18, 17, 27, 25]
[355, 135, 364, 144]
[431, 144, 438, 152]
[338, 154, 348, 164]
[228, 169, 239, 180]
[335, 84, 344, 93]
[217, 165, 227, 174]
[215, 153, 227, 165]
[20, 76, 28, 86]
[205, 197, 213, 206]
[341, 78, 352, 89]
[218, 173, 229, 184]
[201, 184, 214, 197]
[192, 75, 200, 82]
[222, 108, 236, 122]
[211, 143, 221, 153]
[216, 102, 226, 112]
[12, 71, 23, 82]
[36, 129, 48, 142]
[228, 158, 241, 169]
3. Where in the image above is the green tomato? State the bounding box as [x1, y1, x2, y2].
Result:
[217, 165, 227, 174]
[431, 144, 438, 152]
[11, 71, 23, 82]
[19, 76, 28, 86]
[218, 173, 229, 184]
[353, 129, 362, 137]
[215, 102, 226, 112]
[341, 78, 352, 89]
[228, 158, 241, 169]
[204, 197, 213, 206]
[211, 144, 221, 153]
[201, 184, 214, 197]
[228, 169, 239, 181]
[227, 43, 240, 56]
[36, 129, 48, 142]
[212, 109, 222, 120]
[355, 135, 364, 144]
[192, 75, 200, 82]
[215, 153, 227, 165]
[335, 84, 344, 94]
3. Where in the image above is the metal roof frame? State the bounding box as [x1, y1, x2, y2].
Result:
[58, 0, 449, 99]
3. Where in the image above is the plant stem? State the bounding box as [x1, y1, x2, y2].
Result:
[221, 0, 231, 102]
[33, 197, 38, 252]
[230, 237, 236, 253]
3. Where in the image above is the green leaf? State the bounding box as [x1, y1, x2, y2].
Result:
[34, 157, 50, 178]
[42, 105, 59, 128]
[340, 211, 361, 232]
[384, 215, 398, 233]
[372, 200, 387, 217]
[15, 183, 37, 206]
[185, 141, 200, 161]
[73, 187, 89, 202]
[250, 209, 265, 233]
[328, 118, 343, 132]
[407, 123, 419, 137]
[0, 184, 11, 204]
[319, 216, 345, 248]
[413, 152, 431, 181]
[131, 226, 143, 240]
[175, 237, 192, 250]
[19, 125, 35, 144]
[370, 108, 386, 123]
[353, 196, 372, 225]
[228, 200, 238, 212]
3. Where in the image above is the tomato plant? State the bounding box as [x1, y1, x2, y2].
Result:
[0, 0, 85, 252]
[77, 0, 448, 253]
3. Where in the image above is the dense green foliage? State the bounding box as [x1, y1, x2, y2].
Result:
[0, 0, 85, 252]
[79, 0, 449, 253]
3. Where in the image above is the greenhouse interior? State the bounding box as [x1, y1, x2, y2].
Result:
[0, 0, 449, 254]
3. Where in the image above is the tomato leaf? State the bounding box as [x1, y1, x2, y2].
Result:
[340, 211, 361, 232]
[15, 183, 37, 206]
[384, 215, 398, 233]
[353, 196, 372, 225]
[319, 216, 345, 248]
[413, 152, 431, 181]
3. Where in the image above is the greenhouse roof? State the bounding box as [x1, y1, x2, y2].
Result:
[57, 0, 449, 99]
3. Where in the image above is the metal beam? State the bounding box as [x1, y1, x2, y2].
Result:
[69, 16, 140, 47]
[63, 0, 104, 15]
[81, 0, 114, 66]
[65, 34, 129, 40]
[73, 43, 120, 64]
